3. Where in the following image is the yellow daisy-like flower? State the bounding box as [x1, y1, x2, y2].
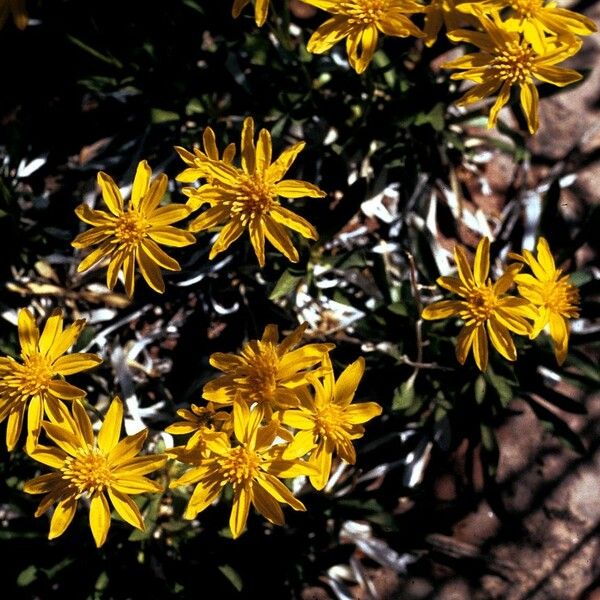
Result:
[165, 402, 232, 454]
[281, 354, 382, 490]
[203, 323, 335, 410]
[170, 399, 316, 539]
[0, 308, 101, 452]
[444, 11, 583, 133]
[72, 160, 195, 298]
[303, 0, 425, 74]
[508, 237, 580, 365]
[421, 237, 533, 371]
[457, 0, 597, 44]
[423, 0, 472, 47]
[232, 0, 270, 27]
[24, 397, 167, 547]
[177, 118, 325, 267]
[0, 0, 28, 30]
[174, 127, 236, 187]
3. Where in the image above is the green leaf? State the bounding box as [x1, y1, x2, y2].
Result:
[17, 566, 37, 587]
[151, 109, 180, 124]
[388, 302, 408, 316]
[485, 369, 515, 406]
[269, 268, 305, 300]
[414, 103, 446, 132]
[67, 35, 123, 68]
[219, 565, 243, 592]
[569, 270, 593, 287]
[392, 376, 416, 412]
[480, 425, 499, 477]
[474, 375, 486, 404]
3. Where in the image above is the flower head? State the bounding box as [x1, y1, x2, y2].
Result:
[423, 0, 473, 47]
[174, 127, 236, 186]
[457, 0, 597, 42]
[444, 11, 583, 133]
[203, 323, 334, 410]
[303, 0, 425, 73]
[170, 399, 316, 538]
[165, 402, 232, 456]
[24, 397, 167, 547]
[0, 0, 28, 30]
[0, 309, 101, 451]
[232, 0, 270, 27]
[72, 160, 195, 297]
[281, 354, 382, 490]
[422, 237, 533, 371]
[177, 118, 325, 267]
[508, 237, 580, 364]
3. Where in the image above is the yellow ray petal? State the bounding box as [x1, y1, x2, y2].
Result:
[98, 397, 123, 454]
[89, 493, 111, 547]
[334, 357, 364, 406]
[48, 496, 77, 540]
[131, 160, 151, 210]
[97, 172, 124, 217]
[18, 308, 39, 358]
[137, 245, 166, 293]
[422, 300, 464, 320]
[52, 353, 102, 376]
[252, 481, 285, 525]
[473, 325, 489, 371]
[229, 485, 251, 539]
[344, 402, 382, 424]
[108, 488, 145, 531]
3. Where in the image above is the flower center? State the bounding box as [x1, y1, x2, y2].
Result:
[464, 284, 498, 325]
[491, 41, 535, 84]
[239, 342, 279, 403]
[229, 175, 277, 225]
[543, 277, 580, 318]
[315, 404, 346, 442]
[218, 446, 260, 487]
[61, 445, 114, 495]
[509, 0, 541, 18]
[21, 353, 54, 395]
[114, 210, 148, 247]
[341, 0, 389, 24]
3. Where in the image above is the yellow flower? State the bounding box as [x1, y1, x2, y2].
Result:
[303, 0, 425, 74]
[508, 237, 580, 365]
[0, 309, 101, 451]
[0, 0, 28, 30]
[174, 127, 236, 189]
[203, 323, 334, 410]
[178, 118, 325, 267]
[24, 397, 167, 547]
[72, 160, 195, 298]
[444, 11, 583, 133]
[232, 0, 270, 27]
[423, 0, 472, 47]
[421, 237, 532, 371]
[456, 0, 597, 44]
[165, 402, 232, 455]
[170, 399, 316, 539]
[281, 354, 382, 490]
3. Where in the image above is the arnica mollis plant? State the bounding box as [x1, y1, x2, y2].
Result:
[1, 1, 598, 598]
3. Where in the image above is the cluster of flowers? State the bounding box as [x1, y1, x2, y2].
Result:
[72, 118, 325, 296]
[166, 323, 382, 538]
[0, 311, 381, 544]
[235, 0, 596, 133]
[422, 236, 580, 371]
[4, 2, 596, 135]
